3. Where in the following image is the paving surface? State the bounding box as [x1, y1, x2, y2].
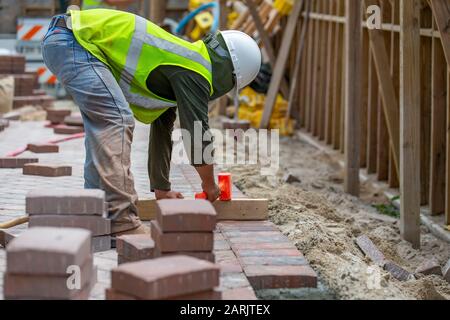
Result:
[0, 120, 316, 300]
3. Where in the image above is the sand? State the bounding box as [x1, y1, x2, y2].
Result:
[222, 133, 450, 300]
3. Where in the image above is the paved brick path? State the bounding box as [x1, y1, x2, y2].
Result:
[0, 120, 316, 300]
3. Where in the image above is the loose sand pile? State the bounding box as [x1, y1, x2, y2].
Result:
[223, 134, 450, 300]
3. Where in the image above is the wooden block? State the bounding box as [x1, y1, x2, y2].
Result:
[7, 227, 91, 275]
[213, 199, 268, 221]
[137, 199, 157, 221]
[111, 256, 220, 300]
[138, 198, 268, 221]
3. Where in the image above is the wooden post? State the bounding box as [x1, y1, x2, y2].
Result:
[259, 0, 304, 129]
[399, 0, 421, 248]
[244, 0, 289, 97]
[149, 0, 167, 24]
[343, 0, 362, 196]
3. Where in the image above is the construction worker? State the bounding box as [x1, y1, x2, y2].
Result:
[41, 9, 261, 236]
[81, 0, 135, 10]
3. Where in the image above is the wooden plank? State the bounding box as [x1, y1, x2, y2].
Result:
[344, 0, 362, 196]
[304, 4, 315, 132]
[332, 0, 345, 150]
[364, 0, 400, 176]
[447, 70, 450, 225]
[420, 6, 433, 205]
[360, 27, 369, 168]
[138, 199, 269, 221]
[324, 0, 336, 145]
[429, 0, 450, 65]
[244, 0, 289, 98]
[430, 34, 447, 215]
[285, 0, 311, 125]
[260, 0, 304, 128]
[377, 94, 389, 181]
[317, 0, 329, 140]
[399, 0, 421, 248]
[310, 0, 321, 136]
[367, 52, 379, 174]
[388, 0, 400, 188]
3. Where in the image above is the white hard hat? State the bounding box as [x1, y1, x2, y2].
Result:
[220, 30, 262, 91]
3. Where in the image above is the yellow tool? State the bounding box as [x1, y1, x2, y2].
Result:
[190, 11, 214, 41]
[274, 0, 293, 15]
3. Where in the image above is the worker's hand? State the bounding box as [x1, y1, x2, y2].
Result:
[202, 182, 221, 203]
[155, 190, 184, 200]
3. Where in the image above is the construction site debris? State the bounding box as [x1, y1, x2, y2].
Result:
[0, 157, 38, 168]
[53, 124, 84, 135]
[26, 143, 59, 153]
[414, 259, 443, 277]
[355, 235, 387, 267]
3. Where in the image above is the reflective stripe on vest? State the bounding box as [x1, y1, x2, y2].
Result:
[118, 15, 212, 110]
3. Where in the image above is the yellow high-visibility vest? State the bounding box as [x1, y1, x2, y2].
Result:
[82, 0, 115, 10]
[71, 9, 213, 123]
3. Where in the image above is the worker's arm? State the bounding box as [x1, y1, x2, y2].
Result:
[148, 107, 184, 199]
[169, 69, 220, 202]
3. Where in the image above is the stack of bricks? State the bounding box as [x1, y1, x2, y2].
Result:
[25, 189, 112, 252]
[106, 256, 221, 300]
[0, 54, 55, 109]
[0, 54, 26, 74]
[116, 234, 155, 265]
[151, 199, 216, 262]
[4, 227, 96, 300]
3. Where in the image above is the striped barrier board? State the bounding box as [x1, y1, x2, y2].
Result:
[17, 18, 51, 42]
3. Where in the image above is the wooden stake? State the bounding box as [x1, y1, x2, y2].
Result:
[399, 0, 421, 248]
[344, 0, 362, 196]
